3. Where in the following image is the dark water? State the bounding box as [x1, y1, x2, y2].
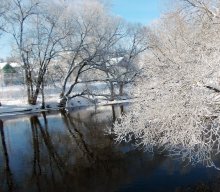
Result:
[0, 104, 220, 192]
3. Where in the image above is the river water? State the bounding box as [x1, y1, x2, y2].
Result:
[0, 104, 220, 192]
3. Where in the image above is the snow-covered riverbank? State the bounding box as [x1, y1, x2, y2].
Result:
[0, 85, 132, 117]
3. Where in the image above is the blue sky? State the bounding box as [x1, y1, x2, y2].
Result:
[112, 0, 161, 24]
[0, 35, 11, 60]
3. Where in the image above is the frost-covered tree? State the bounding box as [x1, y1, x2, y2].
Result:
[0, 0, 9, 33]
[3, 0, 69, 106]
[98, 24, 148, 101]
[58, 0, 148, 107]
[58, 0, 123, 106]
[114, 0, 220, 169]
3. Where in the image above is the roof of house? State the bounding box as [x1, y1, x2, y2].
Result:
[0, 62, 21, 70]
[2, 64, 16, 73]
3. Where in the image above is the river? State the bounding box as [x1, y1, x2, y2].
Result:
[0, 104, 219, 192]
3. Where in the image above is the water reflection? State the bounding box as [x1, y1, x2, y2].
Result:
[0, 104, 219, 191]
[0, 120, 14, 192]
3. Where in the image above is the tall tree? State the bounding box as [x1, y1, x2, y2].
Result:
[57, 0, 148, 106]
[4, 0, 69, 105]
[113, 0, 220, 169]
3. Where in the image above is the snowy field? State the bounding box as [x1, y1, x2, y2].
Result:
[0, 85, 59, 114]
[0, 84, 132, 115]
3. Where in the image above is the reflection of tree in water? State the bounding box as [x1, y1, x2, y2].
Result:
[5, 108, 220, 191]
[0, 119, 14, 192]
[16, 110, 166, 192]
[63, 111, 93, 154]
[28, 113, 70, 192]
[3, 107, 220, 191]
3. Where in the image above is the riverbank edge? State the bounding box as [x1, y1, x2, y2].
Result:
[0, 99, 132, 118]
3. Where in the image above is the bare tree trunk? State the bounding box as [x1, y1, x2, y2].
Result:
[25, 69, 36, 105]
[119, 82, 124, 98]
[110, 82, 115, 101]
[41, 79, 45, 109]
[27, 85, 32, 104]
[120, 105, 124, 114]
[26, 74, 33, 104]
[111, 105, 116, 122]
[58, 97, 68, 108]
[32, 79, 43, 106]
[32, 91, 39, 106]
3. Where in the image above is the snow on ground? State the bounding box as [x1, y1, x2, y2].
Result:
[0, 84, 132, 116]
[0, 85, 61, 115]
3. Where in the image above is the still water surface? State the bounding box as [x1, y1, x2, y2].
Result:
[0, 104, 220, 192]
